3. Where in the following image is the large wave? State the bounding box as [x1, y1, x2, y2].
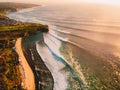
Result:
[41, 31, 88, 89]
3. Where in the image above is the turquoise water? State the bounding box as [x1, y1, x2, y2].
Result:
[7, 3, 120, 90]
[22, 32, 53, 89]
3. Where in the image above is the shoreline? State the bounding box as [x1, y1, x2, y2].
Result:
[0, 3, 46, 89]
[6, 5, 40, 17]
[15, 38, 35, 90]
[36, 41, 68, 90]
[22, 32, 53, 89]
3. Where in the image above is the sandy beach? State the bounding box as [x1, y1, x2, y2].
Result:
[15, 38, 35, 90]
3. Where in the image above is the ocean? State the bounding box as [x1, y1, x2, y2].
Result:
[7, 3, 120, 90]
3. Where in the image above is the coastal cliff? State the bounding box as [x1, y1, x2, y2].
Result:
[0, 2, 50, 90]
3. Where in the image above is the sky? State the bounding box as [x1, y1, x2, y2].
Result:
[1, 0, 120, 5]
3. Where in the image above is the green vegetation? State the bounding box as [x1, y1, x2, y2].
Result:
[0, 49, 22, 89]
[0, 23, 48, 89]
[0, 24, 48, 89]
[0, 23, 48, 32]
[0, 2, 48, 90]
[0, 23, 48, 39]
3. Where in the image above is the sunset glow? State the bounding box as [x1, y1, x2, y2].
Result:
[1, 0, 120, 5]
[76, 0, 120, 5]
[1, 0, 120, 90]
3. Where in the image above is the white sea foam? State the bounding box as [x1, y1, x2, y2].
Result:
[43, 32, 88, 89]
[49, 30, 69, 42]
[36, 42, 68, 90]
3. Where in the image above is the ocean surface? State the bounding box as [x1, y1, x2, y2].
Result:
[7, 3, 120, 90]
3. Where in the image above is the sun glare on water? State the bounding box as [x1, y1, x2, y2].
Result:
[72, 0, 120, 5]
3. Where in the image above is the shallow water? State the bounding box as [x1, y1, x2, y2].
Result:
[7, 3, 120, 90]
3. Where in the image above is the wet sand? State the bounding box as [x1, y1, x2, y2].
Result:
[15, 38, 35, 90]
